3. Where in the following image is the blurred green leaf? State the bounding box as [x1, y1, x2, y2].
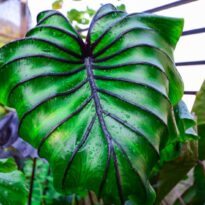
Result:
[24, 158, 72, 205]
[192, 80, 205, 160]
[0, 158, 17, 172]
[116, 4, 126, 11]
[52, 0, 63, 10]
[86, 7, 96, 17]
[67, 6, 95, 30]
[192, 80, 205, 126]
[67, 9, 89, 25]
[0, 158, 28, 205]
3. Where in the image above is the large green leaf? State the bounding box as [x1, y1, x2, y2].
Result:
[0, 158, 27, 205]
[0, 4, 184, 204]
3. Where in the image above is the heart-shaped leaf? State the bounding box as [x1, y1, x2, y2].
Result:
[0, 4, 184, 204]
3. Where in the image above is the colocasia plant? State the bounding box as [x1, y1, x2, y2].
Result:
[0, 4, 201, 205]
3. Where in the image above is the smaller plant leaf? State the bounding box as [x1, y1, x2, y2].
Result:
[192, 80, 205, 126]
[116, 4, 126, 11]
[152, 101, 198, 204]
[67, 9, 90, 25]
[0, 157, 17, 172]
[52, 0, 63, 10]
[24, 158, 78, 205]
[86, 7, 96, 17]
[169, 81, 205, 205]
[192, 80, 205, 160]
[0, 158, 28, 205]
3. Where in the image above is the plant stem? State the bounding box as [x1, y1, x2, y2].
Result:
[28, 158, 37, 205]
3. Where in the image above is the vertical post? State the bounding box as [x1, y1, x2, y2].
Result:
[20, 0, 28, 37]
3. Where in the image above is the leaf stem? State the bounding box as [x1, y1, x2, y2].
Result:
[28, 158, 37, 205]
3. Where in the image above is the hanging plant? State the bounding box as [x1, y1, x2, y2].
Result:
[0, 3, 197, 205]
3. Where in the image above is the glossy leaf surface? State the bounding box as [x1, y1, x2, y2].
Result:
[0, 4, 184, 204]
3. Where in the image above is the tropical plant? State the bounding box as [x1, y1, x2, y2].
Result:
[0, 3, 204, 205]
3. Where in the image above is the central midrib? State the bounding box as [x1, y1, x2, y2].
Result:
[85, 56, 124, 204]
[85, 57, 112, 143]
